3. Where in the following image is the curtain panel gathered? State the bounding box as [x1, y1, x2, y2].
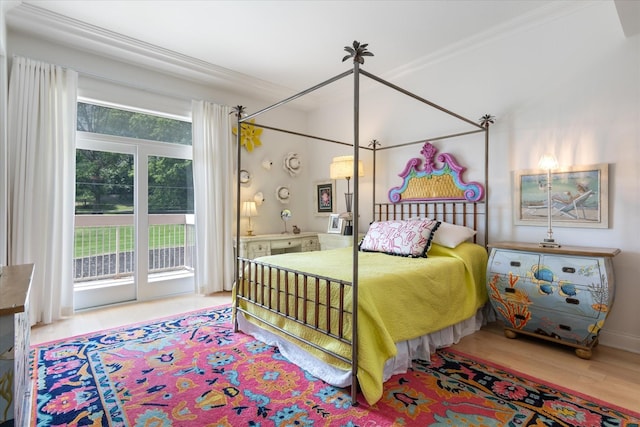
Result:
[7, 57, 78, 325]
[191, 101, 235, 294]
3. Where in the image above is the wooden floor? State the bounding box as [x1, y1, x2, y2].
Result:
[31, 293, 640, 413]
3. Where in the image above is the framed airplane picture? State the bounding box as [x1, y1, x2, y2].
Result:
[513, 163, 608, 228]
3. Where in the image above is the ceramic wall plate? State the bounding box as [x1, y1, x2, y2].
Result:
[240, 169, 251, 184]
[283, 152, 301, 176]
[253, 191, 264, 206]
[276, 186, 290, 204]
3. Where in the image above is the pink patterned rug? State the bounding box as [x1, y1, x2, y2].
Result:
[31, 305, 640, 426]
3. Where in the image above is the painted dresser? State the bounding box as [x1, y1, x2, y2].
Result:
[0, 264, 34, 427]
[486, 242, 619, 359]
[237, 232, 320, 260]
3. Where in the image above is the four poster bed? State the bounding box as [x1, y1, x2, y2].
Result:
[233, 42, 491, 406]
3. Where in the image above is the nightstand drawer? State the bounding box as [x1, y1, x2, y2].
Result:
[489, 272, 603, 319]
[489, 249, 540, 278]
[519, 307, 600, 346]
[541, 255, 601, 287]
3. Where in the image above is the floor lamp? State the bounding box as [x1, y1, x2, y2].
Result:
[329, 155, 364, 235]
[538, 154, 560, 248]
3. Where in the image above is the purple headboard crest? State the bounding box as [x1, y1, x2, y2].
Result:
[388, 142, 484, 203]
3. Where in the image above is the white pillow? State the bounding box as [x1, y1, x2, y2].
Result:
[432, 221, 477, 248]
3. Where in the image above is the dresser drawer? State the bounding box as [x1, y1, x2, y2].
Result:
[541, 255, 602, 287]
[271, 239, 302, 250]
[246, 242, 270, 258]
[301, 237, 319, 252]
[489, 249, 540, 278]
[237, 233, 320, 260]
[520, 306, 600, 346]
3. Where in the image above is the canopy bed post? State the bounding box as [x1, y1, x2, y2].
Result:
[479, 114, 494, 249]
[350, 48, 361, 407]
[233, 106, 244, 333]
[369, 139, 380, 223]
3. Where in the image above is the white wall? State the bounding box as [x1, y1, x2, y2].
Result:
[306, 2, 640, 353]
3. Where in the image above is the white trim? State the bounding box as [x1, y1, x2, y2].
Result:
[6, 3, 309, 108]
[600, 329, 640, 355]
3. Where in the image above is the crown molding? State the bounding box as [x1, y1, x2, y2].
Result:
[382, 1, 598, 82]
[5, 3, 316, 109]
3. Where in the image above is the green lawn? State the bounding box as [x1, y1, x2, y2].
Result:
[74, 224, 189, 257]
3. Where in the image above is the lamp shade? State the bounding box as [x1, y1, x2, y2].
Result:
[241, 201, 258, 217]
[329, 155, 364, 180]
[538, 154, 559, 171]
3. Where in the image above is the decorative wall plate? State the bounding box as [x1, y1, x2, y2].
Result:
[276, 186, 290, 204]
[239, 169, 251, 184]
[253, 192, 264, 206]
[283, 152, 301, 176]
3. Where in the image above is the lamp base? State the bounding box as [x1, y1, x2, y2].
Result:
[343, 224, 353, 236]
[539, 239, 561, 248]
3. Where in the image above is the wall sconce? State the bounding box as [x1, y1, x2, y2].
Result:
[329, 155, 364, 235]
[241, 201, 258, 236]
[538, 153, 560, 248]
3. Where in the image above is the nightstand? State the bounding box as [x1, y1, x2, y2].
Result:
[236, 232, 319, 259]
[317, 233, 364, 250]
[486, 242, 620, 359]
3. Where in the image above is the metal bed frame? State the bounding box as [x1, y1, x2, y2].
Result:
[233, 42, 491, 405]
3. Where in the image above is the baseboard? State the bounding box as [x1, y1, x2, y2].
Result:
[599, 329, 640, 354]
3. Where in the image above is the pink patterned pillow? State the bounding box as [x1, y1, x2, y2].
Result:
[359, 219, 440, 258]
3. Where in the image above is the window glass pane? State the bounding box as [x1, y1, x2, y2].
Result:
[148, 156, 194, 214]
[75, 149, 134, 214]
[148, 156, 195, 275]
[77, 102, 192, 145]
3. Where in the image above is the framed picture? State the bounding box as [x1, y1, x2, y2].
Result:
[327, 213, 343, 234]
[314, 180, 334, 216]
[513, 163, 608, 228]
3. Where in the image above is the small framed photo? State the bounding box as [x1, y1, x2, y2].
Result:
[327, 213, 343, 234]
[314, 180, 334, 216]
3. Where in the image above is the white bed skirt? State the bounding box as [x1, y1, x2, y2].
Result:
[236, 305, 490, 388]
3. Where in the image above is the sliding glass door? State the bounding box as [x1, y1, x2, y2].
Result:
[74, 102, 193, 309]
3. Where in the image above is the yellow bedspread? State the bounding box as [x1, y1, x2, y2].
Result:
[235, 242, 488, 404]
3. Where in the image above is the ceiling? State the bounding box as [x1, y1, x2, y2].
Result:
[5, 1, 634, 107]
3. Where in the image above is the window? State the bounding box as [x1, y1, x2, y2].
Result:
[74, 101, 194, 309]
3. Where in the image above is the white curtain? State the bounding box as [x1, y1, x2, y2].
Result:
[192, 101, 235, 293]
[7, 57, 77, 325]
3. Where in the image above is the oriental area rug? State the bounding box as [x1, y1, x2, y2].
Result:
[31, 306, 640, 426]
